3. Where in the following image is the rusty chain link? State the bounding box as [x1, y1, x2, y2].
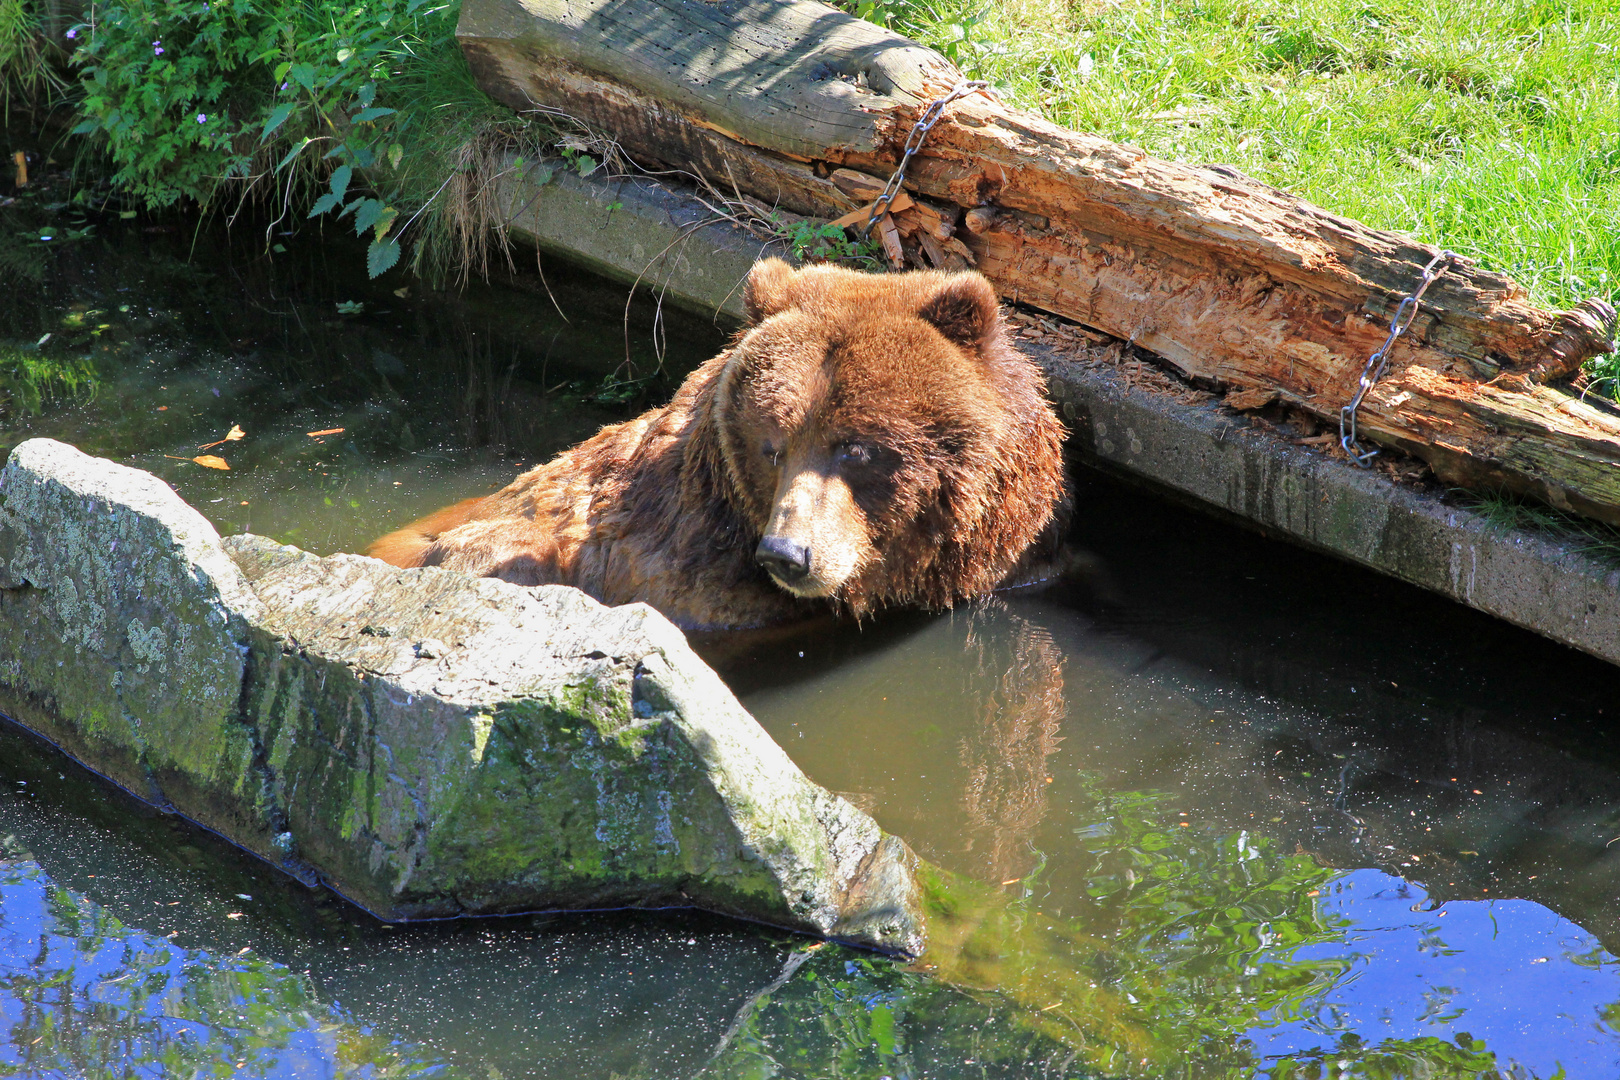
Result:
[859, 80, 998, 241]
[1338, 250, 1460, 466]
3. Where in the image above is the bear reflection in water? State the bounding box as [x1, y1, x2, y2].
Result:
[958, 606, 1069, 884]
[367, 259, 1070, 630]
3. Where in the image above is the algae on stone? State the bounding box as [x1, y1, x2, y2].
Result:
[0, 438, 925, 954]
[0, 439, 276, 848]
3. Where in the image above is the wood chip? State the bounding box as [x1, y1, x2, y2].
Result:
[826, 204, 871, 231]
[917, 230, 948, 268]
[1226, 387, 1279, 411]
[877, 213, 905, 270]
[940, 235, 976, 265]
[829, 167, 884, 201]
[895, 200, 952, 240]
[826, 191, 915, 232]
[1292, 433, 1336, 445]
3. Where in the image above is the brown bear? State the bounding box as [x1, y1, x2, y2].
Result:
[366, 259, 1069, 630]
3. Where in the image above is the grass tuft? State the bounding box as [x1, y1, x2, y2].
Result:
[1453, 487, 1620, 562]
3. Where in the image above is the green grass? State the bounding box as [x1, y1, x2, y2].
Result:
[1453, 486, 1620, 562]
[855, 0, 1619, 315]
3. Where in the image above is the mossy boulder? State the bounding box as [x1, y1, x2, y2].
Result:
[0, 439, 924, 954]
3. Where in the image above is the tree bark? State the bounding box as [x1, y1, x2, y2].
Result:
[458, 0, 1619, 520]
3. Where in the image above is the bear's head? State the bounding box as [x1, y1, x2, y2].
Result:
[703, 258, 1068, 616]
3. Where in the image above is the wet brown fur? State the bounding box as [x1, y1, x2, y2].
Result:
[366, 260, 1070, 630]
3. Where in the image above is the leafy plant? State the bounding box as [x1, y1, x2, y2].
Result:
[63, 0, 530, 279]
[778, 216, 883, 267]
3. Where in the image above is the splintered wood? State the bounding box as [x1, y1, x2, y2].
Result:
[457, 0, 1619, 520]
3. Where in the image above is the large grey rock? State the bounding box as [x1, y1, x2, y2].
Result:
[0, 439, 924, 954]
[0, 438, 275, 844]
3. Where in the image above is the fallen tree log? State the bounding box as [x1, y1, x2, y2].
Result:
[457, 0, 1619, 520]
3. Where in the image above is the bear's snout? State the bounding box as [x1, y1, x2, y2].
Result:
[755, 535, 811, 583]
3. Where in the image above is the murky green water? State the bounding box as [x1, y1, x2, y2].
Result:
[4, 196, 1620, 1077]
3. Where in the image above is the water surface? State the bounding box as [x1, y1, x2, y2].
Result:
[2, 200, 1618, 1077]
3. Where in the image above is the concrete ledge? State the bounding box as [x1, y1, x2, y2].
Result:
[494, 163, 1620, 668]
[1037, 348, 1620, 667]
[496, 161, 794, 322]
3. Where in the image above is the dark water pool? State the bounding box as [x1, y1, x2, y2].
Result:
[2, 197, 1619, 1078]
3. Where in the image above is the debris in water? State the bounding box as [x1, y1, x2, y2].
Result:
[164, 454, 231, 470]
[307, 428, 346, 438]
[198, 424, 245, 450]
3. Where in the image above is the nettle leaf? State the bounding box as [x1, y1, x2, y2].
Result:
[351, 107, 394, 123]
[366, 237, 401, 278]
[328, 164, 352, 201]
[357, 81, 376, 108]
[260, 102, 295, 142]
[308, 191, 341, 216]
[386, 143, 403, 169]
[350, 197, 386, 236]
[372, 206, 398, 240]
[273, 61, 292, 85]
[288, 62, 316, 92]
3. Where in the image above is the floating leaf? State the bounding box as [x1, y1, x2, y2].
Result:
[198, 424, 245, 450]
[165, 454, 231, 469]
[307, 427, 346, 437]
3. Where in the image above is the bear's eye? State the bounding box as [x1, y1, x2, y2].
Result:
[836, 442, 872, 466]
[762, 444, 781, 468]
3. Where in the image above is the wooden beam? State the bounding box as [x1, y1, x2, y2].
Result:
[458, 0, 1619, 520]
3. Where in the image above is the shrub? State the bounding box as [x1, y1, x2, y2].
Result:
[67, 0, 459, 273]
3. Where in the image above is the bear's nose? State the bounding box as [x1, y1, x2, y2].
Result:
[755, 535, 811, 581]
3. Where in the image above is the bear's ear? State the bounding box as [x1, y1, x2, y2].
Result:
[919, 273, 1000, 351]
[743, 258, 796, 325]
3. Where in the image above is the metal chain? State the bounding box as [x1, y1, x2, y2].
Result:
[1338, 250, 1460, 466]
[859, 80, 997, 241]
